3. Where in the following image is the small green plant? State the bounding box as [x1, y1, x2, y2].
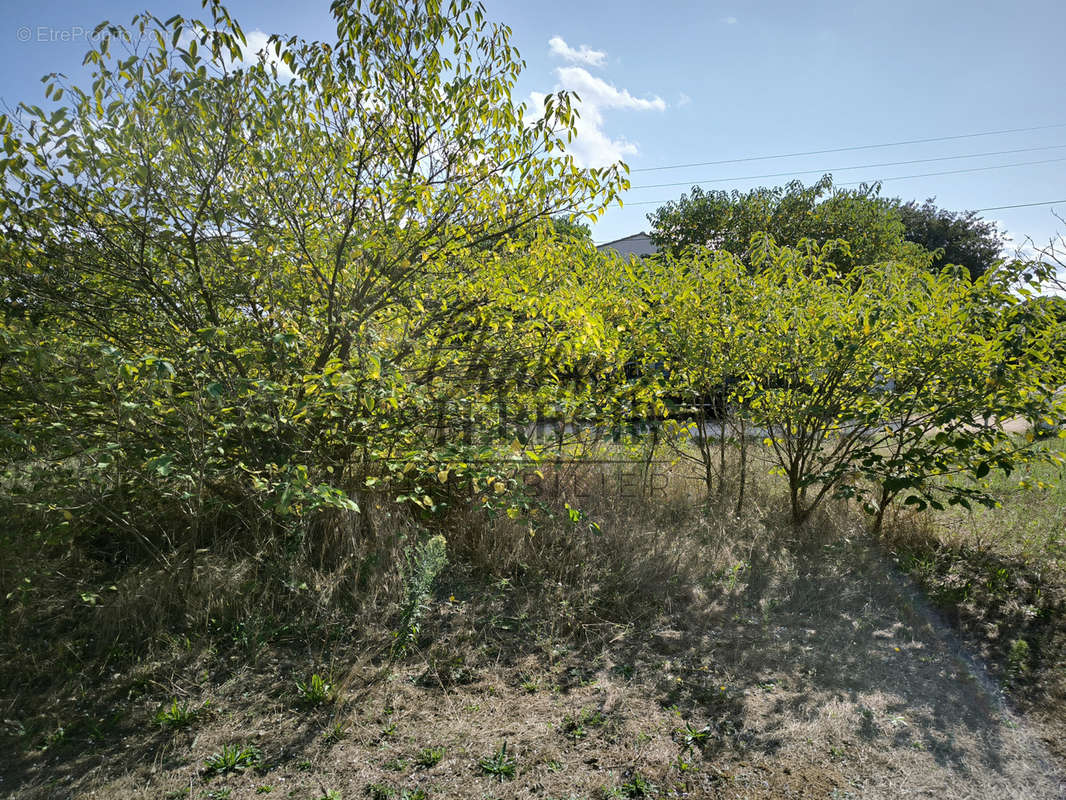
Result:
[384, 756, 408, 771]
[393, 535, 448, 657]
[315, 791, 341, 800]
[41, 725, 66, 750]
[296, 673, 333, 706]
[478, 741, 517, 780]
[416, 746, 444, 767]
[203, 743, 261, 775]
[675, 722, 711, 749]
[155, 698, 208, 729]
[322, 723, 349, 745]
[202, 789, 232, 800]
[562, 708, 606, 740]
[255, 788, 273, 795]
[619, 773, 657, 798]
[1008, 637, 1032, 676]
[676, 751, 698, 773]
[365, 784, 395, 800]
[400, 791, 427, 800]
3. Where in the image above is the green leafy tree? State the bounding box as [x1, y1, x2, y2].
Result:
[893, 198, 1005, 279]
[645, 235, 1060, 528]
[631, 249, 755, 505]
[0, 0, 627, 592]
[820, 259, 1058, 532]
[647, 175, 911, 271]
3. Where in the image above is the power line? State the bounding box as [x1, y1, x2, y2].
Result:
[621, 158, 1066, 207]
[594, 198, 1066, 244]
[970, 199, 1066, 212]
[836, 156, 1066, 185]
[630, 144, 1066, 191]
[631, 122, 1066, 173]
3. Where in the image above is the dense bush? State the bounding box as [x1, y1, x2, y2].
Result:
[0, 0, 638, 605]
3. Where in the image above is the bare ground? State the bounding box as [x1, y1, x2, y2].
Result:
[4, 535, 1062, 800]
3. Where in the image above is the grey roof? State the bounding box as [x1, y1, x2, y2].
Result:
[596, 232, 658, 258]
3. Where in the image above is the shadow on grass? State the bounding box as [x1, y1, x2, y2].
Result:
[2, 514, 1059, 796]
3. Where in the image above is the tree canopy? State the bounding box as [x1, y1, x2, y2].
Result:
[0, 0, 634, 568]
[647, 175, 912, 271]
[893, 198, 1005, 279]
[648, 176, 1009, 278]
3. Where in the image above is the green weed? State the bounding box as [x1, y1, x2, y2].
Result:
[478, 741, 517, 780]
[155, 698, 208, 729]
[202, 743, 261, 775]
[562, 708, 606, 740]
[675, 721, 711, 749]
[322, 722, 349, 745]
[393, 535, 448, 657]
[416, 746, 444, 767]
[618, 773, 657, 798]
[296, 672, 333, 706]
[1008, 637, 1031, 676]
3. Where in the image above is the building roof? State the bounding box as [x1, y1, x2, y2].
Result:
[596, 231, 658, 258]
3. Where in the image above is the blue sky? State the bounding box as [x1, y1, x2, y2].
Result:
[4, 0, 1065, 251]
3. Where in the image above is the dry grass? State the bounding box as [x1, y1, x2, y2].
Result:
[1, 450, 1064, 799]
[884, 445, 1066, 766]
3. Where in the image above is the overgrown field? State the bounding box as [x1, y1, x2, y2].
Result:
[3, 452, 1065, 799]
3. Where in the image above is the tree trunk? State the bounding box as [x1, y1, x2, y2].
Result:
[735, 415, 747, 516]
[872, 486, 892, 538]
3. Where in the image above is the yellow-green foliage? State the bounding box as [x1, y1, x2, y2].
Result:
[0, 0, 632, 565]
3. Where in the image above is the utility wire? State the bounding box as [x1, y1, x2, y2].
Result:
[594, 199, 1066, 245]
[969, 199, 1066, 212]
[630, 144, 1066, 190]
[631, 122, 1066, 173]
[621, 157, 1066, 207]
[835, 156, 1066, 185]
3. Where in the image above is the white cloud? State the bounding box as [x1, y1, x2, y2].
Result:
[531, 63, 666, 168]
[555, 67, 666, 114]
[548, 35, 607, 68]
[240, 30, 295, 80]
[677, 91, 692, 107]
[722, 16, 738, 24]
[177, 27, 296, 80]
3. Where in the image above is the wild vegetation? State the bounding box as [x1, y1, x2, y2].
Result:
[1, 1, 1064, 798]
